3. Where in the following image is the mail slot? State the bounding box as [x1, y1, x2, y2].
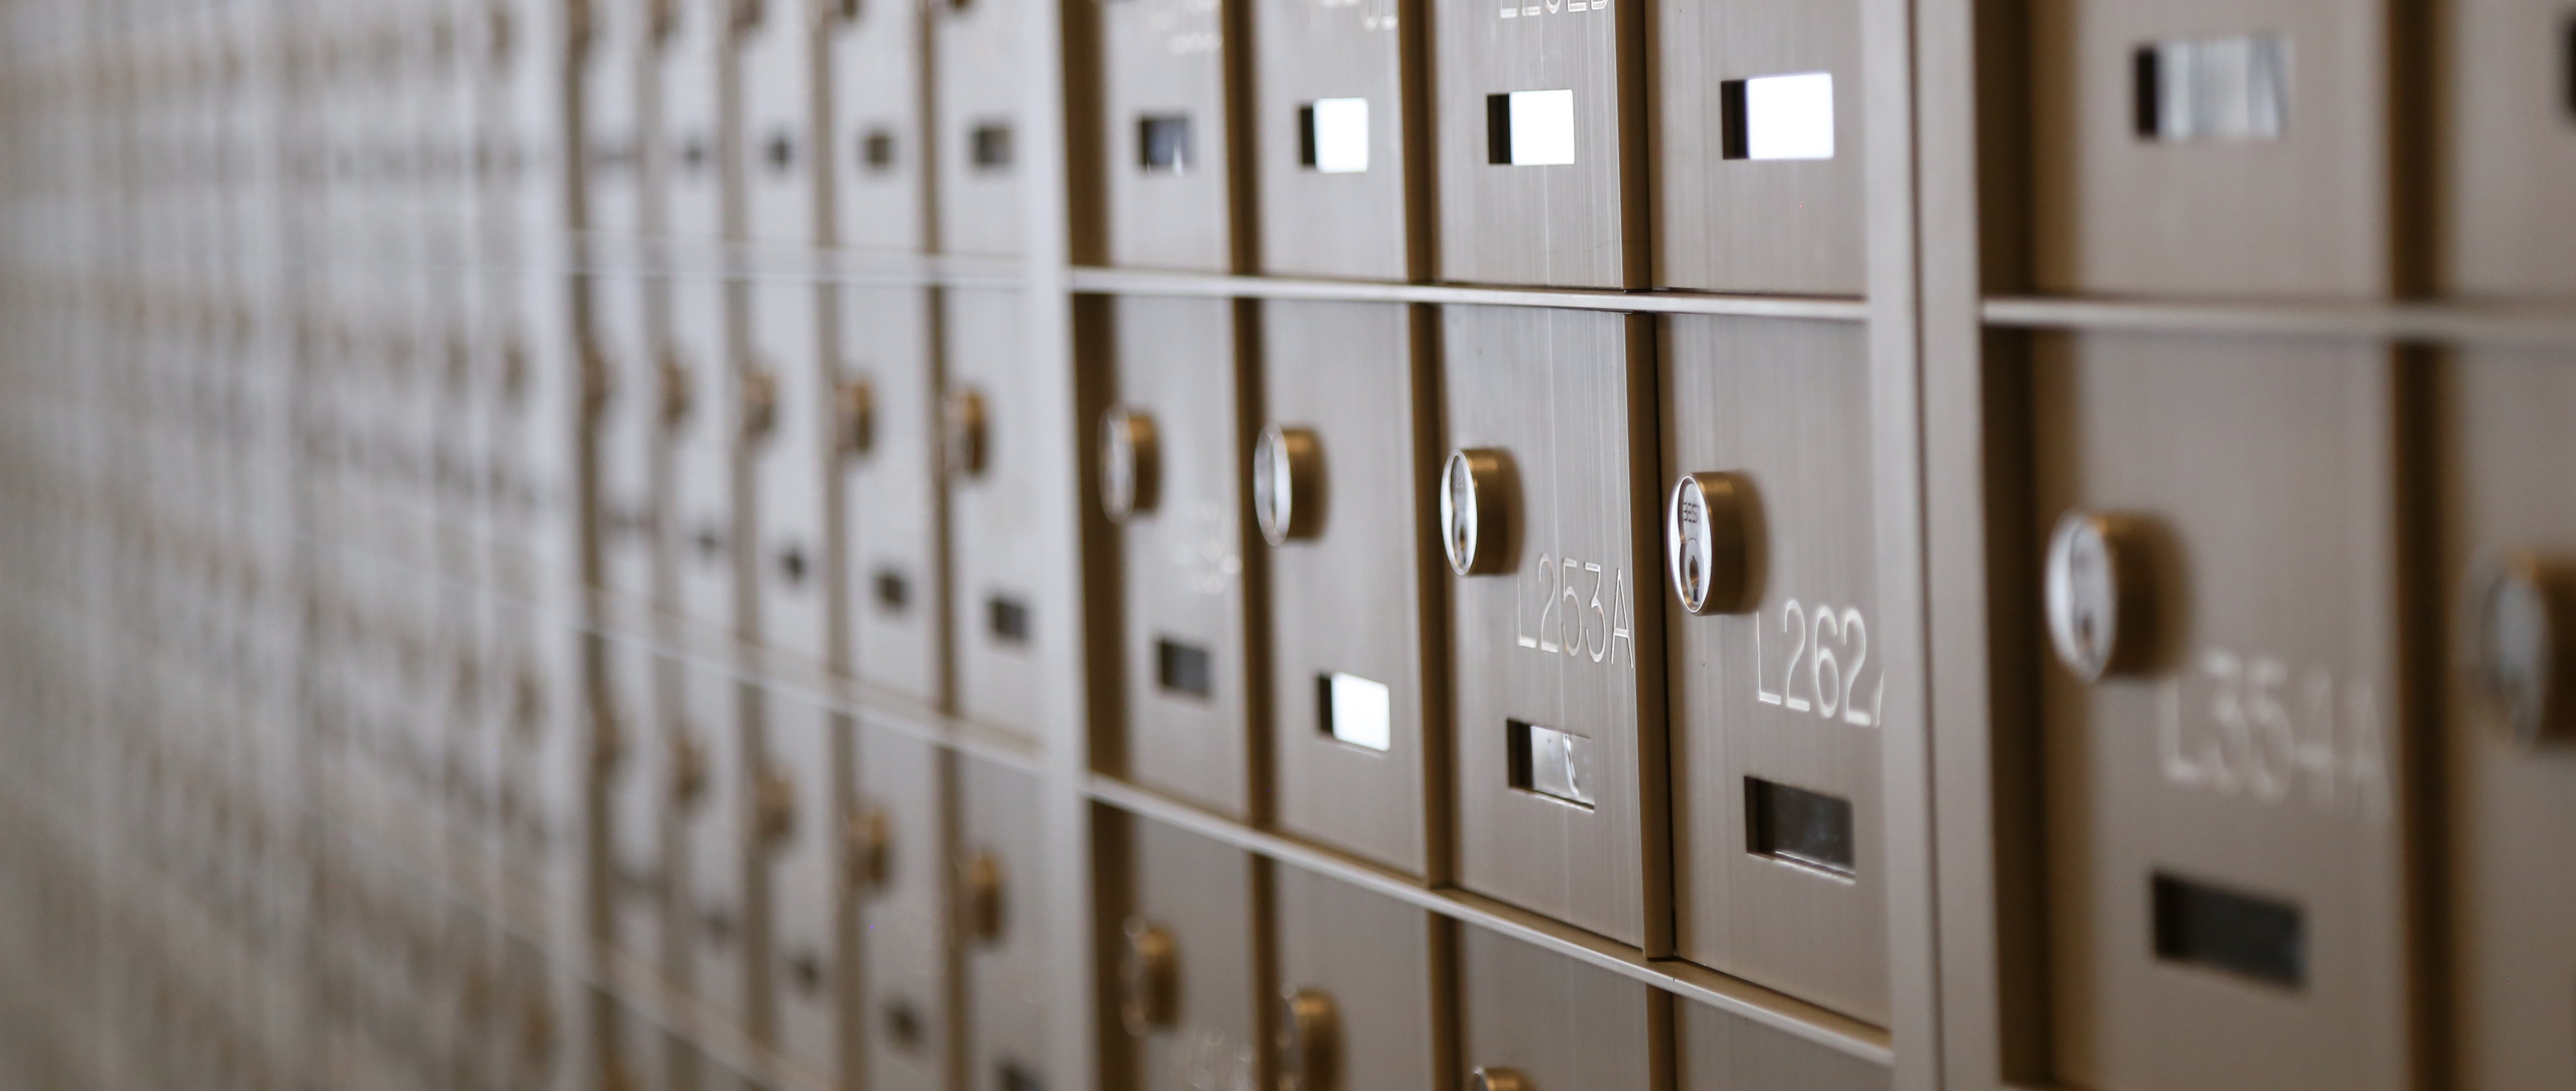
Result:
[828, 0, 929, 251]
[852, 723, 952, 1091]
[1106, 295, 1256, 817]
[1272, 865, 1442, 1091]
[1648, 0, 1861, 293]
[933, 0, 1026, 255]
[1433, 0, 1643, 287]
[1675, 994, 1887, 1091]
[1441, 306, 1662, 946]
[839, 286, 944, 702]
[741, 279, 830, 667]
[1251, 0, 1418, 279]
[1457, 923, 1659, 1091]
[2440, 346, 2576, 1087]
[1101, 0, 1237, 270]
[2027, 1, 2390, 296]
[1659, 315, 1884, 1021]
[2440, 0, 2576, 298]
[2028, 331, 2412, 1090]
[1117, 816, 1258, 1091]
[961, 755, 1051, 1091]
[1264, 301, 1437, 874]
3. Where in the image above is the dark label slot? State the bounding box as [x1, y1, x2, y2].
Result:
[873, 568, 911, 614]
[1155, 638, 1214, 698]
[971, 123, 1014, 171]
[1718, 79, 1751, 159]
[1138, 114, 1193, 173]
[1298, 104, 1319, 168]
[1746, 777, 1855, 876]
[987, 595, 1030, 644]
[1485, 93, 1514, 164]
[2151, 872, 2305, 987]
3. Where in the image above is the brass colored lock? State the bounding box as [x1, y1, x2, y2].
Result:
[960, 851, 1005, 943]
[667, 732, 708, 808]
[752, 770, 796, 847]
[846, 805, 892, 890]
[1253, 425, 1323, 546]
[1439, 448, 1512, 576]
[2467, 549, 2576, 749]
[835, 376, 875, 457]
[657, 348, 693, 426]
[1099, 407, 1160, 522]
[1468, 1067, 1529, 1091]
[2043, 510, 2162, 681]
[1275, 987, 1339, 1091]
[739, 366, 779, 442]
[1118, 917, 1180, 1036]
[943, 389, 988, 478]
[1664, 471, 1756, 615]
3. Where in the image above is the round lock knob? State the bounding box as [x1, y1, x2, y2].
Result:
[1275, 987, 1339, 1091]
[666, 732, 708, 808]
[846, 805, 892, 891]
[2043, 510, 2161, 681]
[1099, 407, 1160, 522]
[752, 770, 796, 847]
[739, 367, 779, 442]
[1253, 425, 1324, 546]
[2467, 550, 2576, 749]
[1118, 917, 1180, 1036]
[943, 389, 988, 479]
[1664, 472, 1755, 615]
[959, 851, 1005, 943]
[836, 376, 875, 457]
[1468, 1067, 1529, 1091]
[1439, 448, 1512, 576]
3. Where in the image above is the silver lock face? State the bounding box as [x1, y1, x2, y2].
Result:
[1664, 471, 1753, 615]
[1468, 1067, 1529, 1091]
[1253, 424, 1323, 546]
[1275, 987, 1339, 1091]
[1439, 448, 1510, 576]
[2043, 510, 2153, 681]
[1098, 406, 1159, 522]
[2469, 551, 2574, 749]
[836, 375, 874, 457]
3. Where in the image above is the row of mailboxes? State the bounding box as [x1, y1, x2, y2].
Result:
[1103, 812, 1888, 1091]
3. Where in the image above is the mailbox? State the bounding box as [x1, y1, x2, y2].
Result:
[1101, 0, 1238, 271]
[1457, 923, 1659, 1091]
[838, 286, 945, 703]
[1431, 0, 1644, 287]
[1251, 0, 1419, 280]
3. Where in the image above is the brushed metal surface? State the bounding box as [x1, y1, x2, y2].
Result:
[2030, 331, 2412, 1091]
[1676, 994, 1888, 1091]
[853, 723, 956, 1091]
[736, 0, 821, 250]
[1102, 0, 1238, 270]
[1251, 0, 1417, 279]
[960, 755, 1052, 1091]
[839, 285, 946, 703]
[761, 687, 843, 1079]
[2438, 0, 2576, 299]
[1272, 865, 1443, 1091]
[1458, 923, 1660, 1091]
[1441, 305, 1662, 948]
[932, 0, 1025, 256]
[828, 0, 930, 252]
[1433, 0, 1644, 287]
[677, 658, 754, 1028]
[1128, 817, 1261, 1091]
[944, 289, 1058, 742]
[1265, 300, 1437, 874]
[743, 278, 832, 666]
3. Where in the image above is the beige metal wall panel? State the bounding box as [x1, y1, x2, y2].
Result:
[838, 286, 946, 703]
[851, 723, 954, 1091]
[2440, 347, 2576, 1090]
[1457, 923, 1659, 1091]
[1271, 866, 1442, 1091]
[742, 279, 833, 666]
[1675, 996, 1885, 1091]
[1441, 305, 1662, 948]
[2030, 332, 2413, 1091]
[1121, 817, 1261, 1091]
[761, 688, 845, 1083]
[1659, 315, 1885, 1022]
[1432, 0, 1643, 288]
[2027, 0, 2390, 298]
[2438, 0, 2576, 298]
[1101, 0, 1238, 271]
[676, 659, 753, 1028]
[1263, 300, 1437, 874]
[1250, 0, 1416, 280]
[931, 0, 1025, 256]
[657, 0, 727, 246]
[1109, 295, 1257, 818]
[945, 288, 1065, 741]
[960, 755, 1053, 1091]
[826, 0, 931, 252]
[1645, 0, 1862, 294]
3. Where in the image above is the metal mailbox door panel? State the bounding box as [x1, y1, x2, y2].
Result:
[1251, 0, 1415, 280]
[1264, 300, 1436, 873]
[665, 270, 739, 636]
[675, 658, 752, 1026]
[1675, 996, 1886, 1091]
[2027, 0, 2389, 298]
[1431, 0, 1642, 288]
[827, 0, 929, 252]
[1110, 295, 1256, 817]
[1121, 817, 1260, 1091]
[1271, 866, 1441, 1091]
[852, 722, 953, 1091]
[1660, 315, 1884, 1022]
[1441, 306, 1661, 947]
[657, 0, 726, 247]
[945, 289, 1063, 740]
[589, 260, 661, 607]
[1646, 0, 1861, 294]
[2031, 332, 2412, 1091]
[2439, 0, 2576, 298]
[737, 0, 822, 251]
[605, 637, 669, 965]
[743, 279, 832, 666]
[839, 286, 945, 703]
[932, 0, 1025, 257]
[761, 687, 844, 1082]
[2441, 348, 2576, 1089]
[1102, 0, 1237, 271]
[960, 755, 1052, 1091]
[1457, 923, 1659, 1091]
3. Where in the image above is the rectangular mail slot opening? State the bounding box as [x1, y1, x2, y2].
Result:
[1156, 638, 1214, 698]
[1719, 73, 1836, 160]
[861, 128, 897, 172]
[1138, 114, 1194, 173]
[2132, 34, 2290, 142]
[1317, 672, 1391, 751]
[1506, 719, 1594, 806]
[1298, 98, 1370, 173]
[1486, 89, 1575, 166]
[1746, 778, 1856, 876]
[2151, 872, 2306, 987]
[987, 595, 1030, 643]
[971, 122, 1015, 171]
[872, 568, 910, 614]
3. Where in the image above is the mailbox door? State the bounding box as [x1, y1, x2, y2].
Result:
[1442, 305, 1661, 947]
[1431, 0, 1642, 287]
[827, 0, 930, 252]
[1124, 818, 1261, 1091]
[762, 687, 845, 1082]
[1675, 996, 1886, 1091]
[676, 659, 752, 1027]
[2439, 0, 2576, 299]
[736, 0, 822, 251]
[657, 0, 726, 248]
[1102, 0, 1237, 271]
[2031, 332, 2413, 1091]
[839, 286, 945, 703]
[1660, 315, 1885, 1022]
[1271, 866, 1442, 1091]
[1457, 923, 1660, 1091]
[931, 0, 1025, 256]
[664, 271, 738, 636]
[1250, 0, 1415, 280]
[945, 289, 1064, 740]
[852, 723, 954, 1091]
[959, 755, 1052, 1091]
[743, 279, 833, 667]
